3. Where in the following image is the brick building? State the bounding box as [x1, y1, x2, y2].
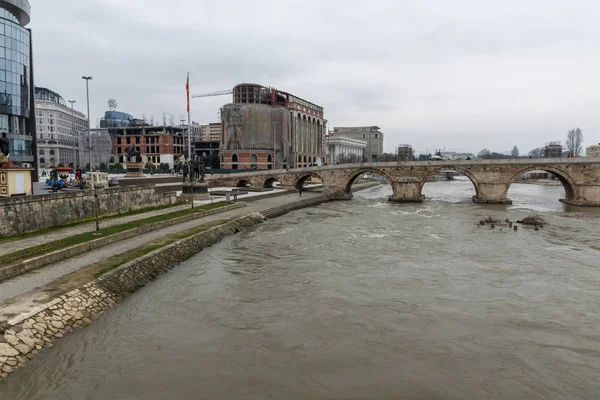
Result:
[220, 83, 326, 170]
[110, 125, 189, 168]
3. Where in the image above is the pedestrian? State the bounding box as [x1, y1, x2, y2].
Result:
[299, 186, 303, 197]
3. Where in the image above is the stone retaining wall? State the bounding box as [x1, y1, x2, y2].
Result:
[0, 213, 266, 381]
[0, 185, 177, 237]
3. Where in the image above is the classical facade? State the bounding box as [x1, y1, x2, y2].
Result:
[327, 135, 366, 164]
[35, 87, 87, 168]
[0, 1, 36, 167]
[221, 83, 326, 170]
[332, 126, 384, 162]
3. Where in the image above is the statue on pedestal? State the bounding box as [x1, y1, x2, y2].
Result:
[124, 146, 141, 163]
[0, 132, 10, 168]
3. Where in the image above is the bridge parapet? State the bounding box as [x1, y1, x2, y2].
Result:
[205, 159, 600, 206]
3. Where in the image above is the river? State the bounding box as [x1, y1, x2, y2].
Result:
[1, 181, 599, 399]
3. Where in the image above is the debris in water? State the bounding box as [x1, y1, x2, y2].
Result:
[517, 214, 546, 227]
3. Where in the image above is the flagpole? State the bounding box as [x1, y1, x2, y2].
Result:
[187, 72, 191, 161]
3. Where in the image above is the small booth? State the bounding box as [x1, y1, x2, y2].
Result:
[0, 167, 34, 197]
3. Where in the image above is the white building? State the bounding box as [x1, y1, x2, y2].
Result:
[201, 122, 221, 142]
[81, 129, 113, 170]
[327, 136, 367, 164]
[587, 144, 600, 160]
[35, 87, 88, 168]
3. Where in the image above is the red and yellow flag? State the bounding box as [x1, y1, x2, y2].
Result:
[186, 72, 190, 112]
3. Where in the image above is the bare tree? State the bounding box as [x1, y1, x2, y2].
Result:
[528, 147, 545, 158]
[477, 149, 490, 159]
[335, 154, 363, 164]
[511, 146, 519, 158]
[565, 128, 584, 157]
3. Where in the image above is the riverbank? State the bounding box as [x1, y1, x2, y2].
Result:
[0, 183, 379, 381]
[513, 179, 562, 186]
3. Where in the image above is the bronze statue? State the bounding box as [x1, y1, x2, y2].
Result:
[125, 146, 141, 163]
[0, 132, 9, 156]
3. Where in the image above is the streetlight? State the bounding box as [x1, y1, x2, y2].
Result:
[82, 76, 100, 234]
[82, 76, 92, 174]
[68, 100, 76, 168]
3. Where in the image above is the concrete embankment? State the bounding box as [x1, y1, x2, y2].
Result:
[0, 183, 379, 381]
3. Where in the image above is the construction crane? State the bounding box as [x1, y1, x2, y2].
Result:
[191, 89, 232, 98]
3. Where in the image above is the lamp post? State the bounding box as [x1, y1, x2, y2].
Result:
[82, 76, 92, 175]
[68, 100, 76, 168]
[272, 121, 277, 170]
[82, 76, 100, 233]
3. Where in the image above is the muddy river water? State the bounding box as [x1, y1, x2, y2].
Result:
[1, 181, 599, 399]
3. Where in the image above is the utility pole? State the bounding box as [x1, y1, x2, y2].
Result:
[272, 121, 277, 169]
[82, 76, 100, 233]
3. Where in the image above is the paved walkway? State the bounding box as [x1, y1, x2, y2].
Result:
[0, 188, 288, 257]
[0, 190, 324, 304]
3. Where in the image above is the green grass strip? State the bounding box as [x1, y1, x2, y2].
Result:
[0, 202, 233, 266]
[92, 219, 230, 278]
[0, 202, 186, 245]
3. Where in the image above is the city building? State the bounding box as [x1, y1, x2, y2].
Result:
[194, 141, 220, 169]
[587, 144, 600, 160]
[544, 142, 563, 158]
[34, 87, 87, 168]
[221, 83, 326, 169]
[200, 122, 221, 142]
[440, 151, 475, 161]
[0, 1, 36, 169]
[100, 111, 191, 168]
[332, 126, 383, 162]
[81, 129, 112, 170]
[396, 144, 413, 161]
[327, 135, 366, 164]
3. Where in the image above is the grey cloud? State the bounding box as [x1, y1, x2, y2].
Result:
[28, 0, 600, 154]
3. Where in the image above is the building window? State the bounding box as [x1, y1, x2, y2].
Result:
[117, 137, 121, 144]
[232, 154, 238, 170]
[117, 147, 121, 154]
[251, 154, 258, 169]
[50, 150, 55, 155]
[136, 136, 140, 144]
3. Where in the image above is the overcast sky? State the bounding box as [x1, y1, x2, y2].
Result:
[30, 0, 599, 154]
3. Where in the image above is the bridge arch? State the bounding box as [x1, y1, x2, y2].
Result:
[506, 165, 577, 201]
[295, 172, 323, 190]
[419, 167, 480, 199]
[263, 176, 280, 188]
[236, 179, 250, 187]
[344, 168, 396, 195]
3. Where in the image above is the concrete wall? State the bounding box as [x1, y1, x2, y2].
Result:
[0, 185, 176, 237]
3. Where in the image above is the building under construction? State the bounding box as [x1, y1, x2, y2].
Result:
[220, 83, 326, 169]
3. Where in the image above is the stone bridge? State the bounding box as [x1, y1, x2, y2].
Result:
[207, 158, 600, 206]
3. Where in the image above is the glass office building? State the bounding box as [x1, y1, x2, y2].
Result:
[0, 0, 34, 164]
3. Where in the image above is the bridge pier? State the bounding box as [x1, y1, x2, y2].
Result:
[473, 183, 512, 205]
[387, 179, 424, 203]
[322, 185, 353, 200]
[560, 184, 600, 207]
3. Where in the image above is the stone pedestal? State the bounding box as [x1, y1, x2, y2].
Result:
[125, 162, 145, 178]
[181, 182, 211, 201]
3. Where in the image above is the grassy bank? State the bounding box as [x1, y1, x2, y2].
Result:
[0, 202, 232, 266]
[0, 202, 187, 245]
